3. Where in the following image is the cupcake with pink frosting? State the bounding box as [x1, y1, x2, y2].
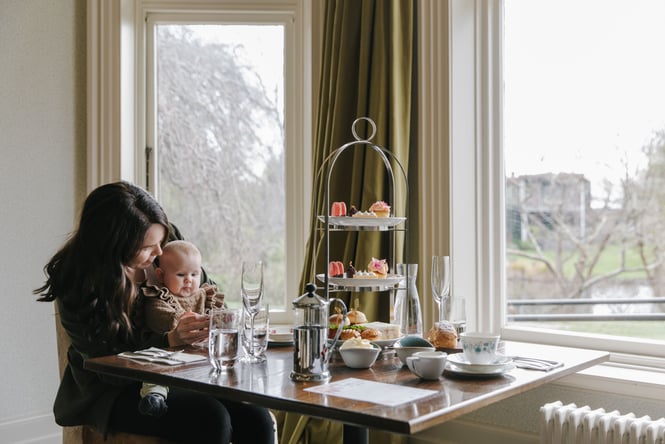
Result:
[368, 201, 391, 217]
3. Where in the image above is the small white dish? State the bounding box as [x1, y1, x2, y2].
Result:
[445, 362, 515, 377]
[339, 344, 381, 369]
[406, 350, 448, 380]
[446, 354, 515, 376]
[393, 344, 436, 366]
[447, 353, 513, 373]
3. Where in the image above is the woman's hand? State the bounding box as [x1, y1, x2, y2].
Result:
[167, 311, 209, 347]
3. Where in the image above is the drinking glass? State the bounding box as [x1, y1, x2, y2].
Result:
[449, 296, 467, 338]
[431, 256, 450, 323]
[240, 260, 264, 363]
[208, 307, 241, 371]
[242, 304, 269, 362]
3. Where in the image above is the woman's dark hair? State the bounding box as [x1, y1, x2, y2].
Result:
[35, 181, 169, 344]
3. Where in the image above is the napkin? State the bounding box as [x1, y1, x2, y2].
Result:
[511, 356, 563, 371]
[119, 348, 207, 366]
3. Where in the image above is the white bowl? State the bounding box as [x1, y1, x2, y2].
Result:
[393, 343, 435, 366]
[339, 345, 381, 369]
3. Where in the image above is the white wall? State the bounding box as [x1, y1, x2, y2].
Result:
[0, 0, 84, 442]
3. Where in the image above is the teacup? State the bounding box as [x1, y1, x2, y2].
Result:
[459, 332, 500, 364]
[406, 351, 447, 380]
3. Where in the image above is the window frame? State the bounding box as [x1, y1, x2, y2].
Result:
[447, 0, 665, 362]
[87, 0, 316, 325]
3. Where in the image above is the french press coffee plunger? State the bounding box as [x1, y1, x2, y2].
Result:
[290, 283, 347, 382]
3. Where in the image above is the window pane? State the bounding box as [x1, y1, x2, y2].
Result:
[155, 24, 285, 310]
[504, 0, 665, 340]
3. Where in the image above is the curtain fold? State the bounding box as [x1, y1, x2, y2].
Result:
[283, 1, 416, 443]
[301, 0, 416, 323]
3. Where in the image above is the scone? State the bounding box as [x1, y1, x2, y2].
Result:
[427, 321, 458, 349]
[339, 329, 361, 341]
[347, 309, 367, 325]
[360, 328, 382, 341]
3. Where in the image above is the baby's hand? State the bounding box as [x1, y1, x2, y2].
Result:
[169, 312, 209, 346]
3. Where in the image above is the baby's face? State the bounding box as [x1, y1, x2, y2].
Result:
[159, 252, 202, 298]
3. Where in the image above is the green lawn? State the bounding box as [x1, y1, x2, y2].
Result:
[507, 244, 655, 279]
[508, 244, 664, 340]
[557, 321, 665, 339]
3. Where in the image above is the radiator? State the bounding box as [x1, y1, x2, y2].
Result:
[540, 401, 665, 444]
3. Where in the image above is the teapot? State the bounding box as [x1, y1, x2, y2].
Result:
[290, 283, 347, 382]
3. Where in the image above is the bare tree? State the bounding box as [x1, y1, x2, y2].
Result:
[506, 166, 663, 316]
[155, 26, 285, 300]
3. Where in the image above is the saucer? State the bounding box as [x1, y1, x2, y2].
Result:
[447, 354, 514, 373]
[445, 362, 515, 377]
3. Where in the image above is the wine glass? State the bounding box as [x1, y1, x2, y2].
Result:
[240, 260, 264, 363]
[431, 256, 450, 323]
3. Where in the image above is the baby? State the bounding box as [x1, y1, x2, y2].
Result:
[139, 240, 224, 416]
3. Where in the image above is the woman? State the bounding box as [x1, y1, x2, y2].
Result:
[35, 181, 275, 443]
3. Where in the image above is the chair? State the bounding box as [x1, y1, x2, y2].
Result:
[55, 305, 172, 443]
[55, 305, 278, 443]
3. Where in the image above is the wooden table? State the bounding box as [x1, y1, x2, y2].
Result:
[85, 341, 608, 443]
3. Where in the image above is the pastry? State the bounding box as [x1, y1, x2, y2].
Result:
[368, 201, 391, 217]
[353, 271, 378, 278]
[360, 328, 382, 341]
[367, 257, 388, 278]
[328, 261, 345, 277]
[427, 320, 458, 349]
[346, 261, 356, 278]
[347, 309, 367, 325]
[347, 299, 366, 324]
[339, 328, 361, 341]
[331, 201, 347, 217]
[351, 210, 377, 218]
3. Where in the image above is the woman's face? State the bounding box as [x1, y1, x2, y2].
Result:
[128, 224, 166, 270]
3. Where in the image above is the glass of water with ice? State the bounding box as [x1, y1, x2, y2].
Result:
[208, 307, 241, 371]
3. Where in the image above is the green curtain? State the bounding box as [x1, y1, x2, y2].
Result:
[300, 0, 417, 321]
[281, 1, 417, 444]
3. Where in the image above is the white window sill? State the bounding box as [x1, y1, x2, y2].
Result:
[555, 360, 665, 402]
